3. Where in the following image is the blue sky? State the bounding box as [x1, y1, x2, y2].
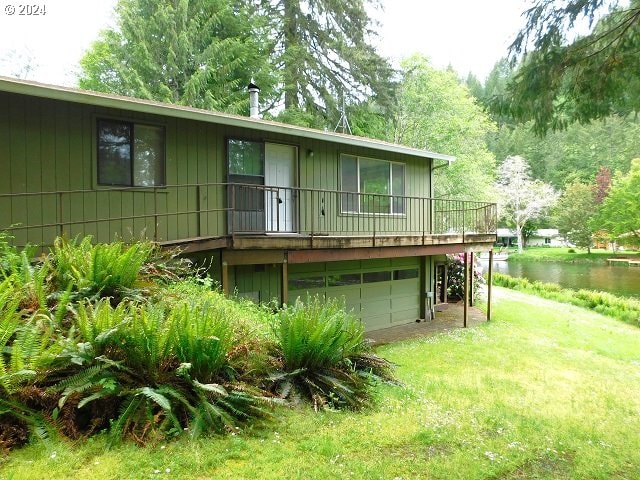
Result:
[0, 0, 527, 86]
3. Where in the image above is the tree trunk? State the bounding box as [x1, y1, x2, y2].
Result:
[282, 0, 300, 110]
[516, 224, 524, 254]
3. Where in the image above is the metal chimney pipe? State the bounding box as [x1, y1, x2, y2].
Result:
[248, 80, 260, 119]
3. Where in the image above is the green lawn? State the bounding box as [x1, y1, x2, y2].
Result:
[507, 246, 638, 263]
[3, 288, 640, 479]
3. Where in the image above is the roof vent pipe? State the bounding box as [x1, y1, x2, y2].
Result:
[248, 80, 260, 119]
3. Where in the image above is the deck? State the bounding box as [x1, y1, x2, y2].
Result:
[2, 182, 497, 250]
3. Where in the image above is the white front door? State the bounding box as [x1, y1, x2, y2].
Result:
[265, 143, 296, 232]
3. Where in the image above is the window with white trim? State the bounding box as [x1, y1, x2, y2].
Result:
[97, 119, 165, 187]
[340, 154, 405, 214]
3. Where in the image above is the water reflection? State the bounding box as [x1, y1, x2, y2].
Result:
[484, 261, 640, 299]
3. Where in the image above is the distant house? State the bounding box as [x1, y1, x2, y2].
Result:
[497, 228, 565, 248]
[0, 76, 497, 331]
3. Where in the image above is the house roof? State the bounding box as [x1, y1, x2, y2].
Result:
[497, 228, 560, 237]
[0, 76, 455, 162]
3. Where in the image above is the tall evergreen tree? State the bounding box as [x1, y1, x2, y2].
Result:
[79, 0, 276, 114]
[494, 0, 640, 134]
[261, 0, 395, 122]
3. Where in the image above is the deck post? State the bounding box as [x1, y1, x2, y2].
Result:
[463, 251, 469, 328]
[282, 258, 289, 307]
[419, 256, 427, 320]
[222, 261, 229, 296]
[469, 251, 474, 307]
[487, 249, 493, 321]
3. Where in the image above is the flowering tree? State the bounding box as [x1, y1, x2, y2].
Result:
[496, 156, 558, 253]
[446, 253, 484, 302]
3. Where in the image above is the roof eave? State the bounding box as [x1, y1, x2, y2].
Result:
[0, 76, 456, 162]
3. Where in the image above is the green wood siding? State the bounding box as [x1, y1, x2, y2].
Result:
[1, 93, 229, 246]
[1, 91, 434, 247]
[232, 264, 281, 303]
[296, 141, 432, 237]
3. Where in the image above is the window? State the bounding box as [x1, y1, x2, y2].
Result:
[363, 271, 392, 283]
[228, 139, 264, 177]
[327, 273, 361, 287]
[289, 276, 325, 290]
[97, 119, 165, 186]
[340, 155, 405, 214]
[394, 268, 419, 280]
[227, 139, 265, 215]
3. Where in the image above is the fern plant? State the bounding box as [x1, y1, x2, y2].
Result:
[50, 236, 156, 300]
[0, 230, 23, 275]
[271, 296, 394, 410]
[171, 301, 233, 382]
[0, 291, 67, 448]
[59, 298, 277, 443]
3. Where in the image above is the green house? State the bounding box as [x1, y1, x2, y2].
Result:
[0, 76, 497, 331]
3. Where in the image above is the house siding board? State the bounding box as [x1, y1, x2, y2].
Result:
[1, 91, 447, 249]
[292, 142, 432, 237]
[8, 94, 28, 245]
[233, 264, 281, 303]
[0, 93, 11, 233]
[175, 120, 190, 239]
[24, 97, 43, 245]
[197, 122, 208, 235]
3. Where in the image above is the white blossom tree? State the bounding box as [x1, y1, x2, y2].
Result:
[497, 156, 558, 253]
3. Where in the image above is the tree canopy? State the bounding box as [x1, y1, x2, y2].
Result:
[553, 181, 596, 251]
[487, 116, 640, 188]
[390, 55, 497, 199]
[79, 0, 276, 115]
[264, 0, 395, 122]
[493, 0, 640, 134]
[79, 0, 394, 123]
[593, 158, 640, 245]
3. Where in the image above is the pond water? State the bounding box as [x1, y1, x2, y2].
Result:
[485, 260, 640, 299]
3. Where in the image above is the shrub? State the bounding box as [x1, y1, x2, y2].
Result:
[0, 235, 396, 448]
[270, 296, 394, 411]
[0, 282, 67, 449]
[446, 253, 484, 301]
[568, 248, 576, 253]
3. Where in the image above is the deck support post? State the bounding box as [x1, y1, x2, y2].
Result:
[487, 249, 493, 321]
[282, 259, 289, 307]
[222, 261, 229, 296]
[469, 251, 474, 307]
[463, 252, 469, 328]
[419, 256, 427, 320]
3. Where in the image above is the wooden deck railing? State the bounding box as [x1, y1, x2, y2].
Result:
[1, 182, 497, 246]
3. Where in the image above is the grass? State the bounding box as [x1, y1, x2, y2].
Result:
[3, 288, 640, 479]
[506, 247, 638, 264]
[493, 273, 640, 327]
